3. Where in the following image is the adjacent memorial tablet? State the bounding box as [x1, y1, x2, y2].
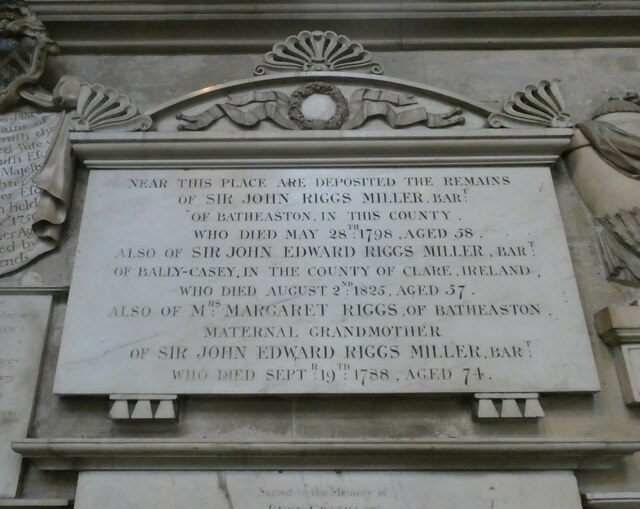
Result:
[54, 167, 599, 395]
[75, 471, 583, 509]
[0, 295, 51, 497]
[0, 112, 63, 275]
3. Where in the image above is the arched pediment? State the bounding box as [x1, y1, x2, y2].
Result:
[148, 71, 496, 132]
[67, 31, 575, 169]
[142, 31, 573, 133]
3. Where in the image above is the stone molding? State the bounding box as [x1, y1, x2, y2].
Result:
[595, 304, 640, 346]
[30, 1, 640, 18]
[0, 501, 70, 508]
[595, 303, 640, 405]
[582, 492, 640, 508]
[68, 129, 574, 170]
[26, 2, 640, 53]
[12, 438, 640, 471]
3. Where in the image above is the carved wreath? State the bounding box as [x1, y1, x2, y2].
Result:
[287, 82, 349, 130]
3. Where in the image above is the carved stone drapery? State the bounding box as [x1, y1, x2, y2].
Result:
[564, 95, 640, 287]
[0, 5, 69, 276]
[0, 61, 151, 275]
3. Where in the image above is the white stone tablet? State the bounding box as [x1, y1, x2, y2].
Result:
[0, 295, 51, 497]
[75, 471, 583, 509]
[54, 167, 599, 395]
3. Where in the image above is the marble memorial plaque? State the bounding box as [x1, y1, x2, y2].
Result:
[54, 168, 599, 395]
[75, 471, 583, 509]
[0, 295, 51, 497]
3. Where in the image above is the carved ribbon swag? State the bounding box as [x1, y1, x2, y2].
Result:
[177, 85, 464, 131]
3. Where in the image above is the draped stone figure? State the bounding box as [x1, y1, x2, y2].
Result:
[564, 95, 640, 287]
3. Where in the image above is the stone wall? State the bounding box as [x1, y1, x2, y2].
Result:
[1, 4, 640, 505]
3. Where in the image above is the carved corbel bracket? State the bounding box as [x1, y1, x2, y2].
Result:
[488, 79, 573, 128]
[595, 302, 640, 405]
[109, 394, 179, 420]
[474, 393, 544, 419]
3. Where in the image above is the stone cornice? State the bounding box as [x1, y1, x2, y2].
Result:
[583, 492, 640, 508]
[0, 501, 69, 508]
[25, 1, 640, 19]
[12, 438, 640, 471]
[68, 129, 574, 170]
[25, 1, 640, 53]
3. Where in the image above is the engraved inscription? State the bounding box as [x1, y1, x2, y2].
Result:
[54, 168, 599, 395]
[0, 295, 50, 497]
[75, 471, 584, 509]
[0, 112, 60, 275]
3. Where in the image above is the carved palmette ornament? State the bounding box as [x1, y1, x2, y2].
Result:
[254, 30, 383, 76]
[73, 83, 152, 132]
[488, 79, 573, 128]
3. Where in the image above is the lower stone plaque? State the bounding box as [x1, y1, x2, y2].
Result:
[74, 471, 582, 509]
[0, 295, 51, 497]
[54, 167, 599, 395]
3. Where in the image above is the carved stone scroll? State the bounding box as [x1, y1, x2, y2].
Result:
[0, 75, 150, 276]
[488, 79, 573, 128]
